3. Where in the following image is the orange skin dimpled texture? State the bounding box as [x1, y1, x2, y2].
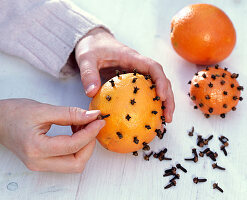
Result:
[90, 73, 163, 153]
[189, 66, 243, 118]
[171, 4, 236, 65]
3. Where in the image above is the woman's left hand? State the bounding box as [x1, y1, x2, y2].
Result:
[75, 28, 175, 122]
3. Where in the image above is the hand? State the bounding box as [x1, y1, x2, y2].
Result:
[0, 99, 105, 173]
[75, 28, 175, 122]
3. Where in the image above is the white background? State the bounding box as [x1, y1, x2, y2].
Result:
[0, 0, 246, 199]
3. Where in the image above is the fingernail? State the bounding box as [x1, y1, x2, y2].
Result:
[85, 110, 100, 117]
[86, 84, 96, 94]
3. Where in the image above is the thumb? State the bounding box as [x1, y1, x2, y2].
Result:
[41, 119, 105, 156]
[43, 105, 101, 126]
[78, 58, 101, 97]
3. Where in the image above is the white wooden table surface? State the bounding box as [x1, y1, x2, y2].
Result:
[0, 0, 247, 199]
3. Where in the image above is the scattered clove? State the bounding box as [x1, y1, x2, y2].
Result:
[213, 183, 224, 193]
[188, 126, 194, 136]
[164, 167, 176, 174]
[220, 145, 227, 156]
[212, 163, 225, 170]
[193, 177, 207, 184]
[142, 142, 150, 151]
[144, 151, 153, 161]
[132, 151, 138, 156]
[164, 180, 176, 189]
[169, 174, 180, 182]
[203, 135, 213, 145]
[192, 148, 198, 158]
[176, 164, 187, 173]
[197, 135, 204, 147]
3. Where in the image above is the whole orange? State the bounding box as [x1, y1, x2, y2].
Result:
[90, 72, 163, 153]
[189, 65, 243, 118]
[171, 4, 236, 65]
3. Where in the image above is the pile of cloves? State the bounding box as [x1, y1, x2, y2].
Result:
[197, 134, 214, 147]
[184, 126, 228, 193]
[153, 148, 172, 161]
[163, 164, 187, 189]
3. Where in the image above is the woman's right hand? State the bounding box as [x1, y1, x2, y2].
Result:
[0, 99, 105, 173]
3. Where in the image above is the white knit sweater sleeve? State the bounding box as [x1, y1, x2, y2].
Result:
[0, 0, 108, 78]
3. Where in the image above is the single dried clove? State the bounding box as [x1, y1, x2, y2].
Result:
[203, 135, 213, 145]
[164, 180, 176, 189]
[126, 114, 131, 121]
[109, 79, 115, 87]
[97, 114, 110, 120]
[213, 183, 224, 193]
[132, 77, 137, 83]
[106, 95, 111, 101]
[145, 125, 151, 130]
[130, 99, 136, 105]
[151, 110, 158, 115]
[188, 126, 194, 136]
[164, 167, 176, 174]
[116, 132, 123, 139]
[212, 163, 225, 170]
[150, 84, 156, 89]
[133, 137, 139, 144]
[193, 177, 207, 184]
[208, 82, 213, 88]
[220, 145, 227, 156]
[153, 96, 160, 101]
[133, 86, 140, 94]
[176, 164, 187, 173]
[133, 69, 137, 76]
[231, 73, 239, 79]
[115, 70, 120, 77]
[144, 151, 153, 161]
[142, 142, 150, 151]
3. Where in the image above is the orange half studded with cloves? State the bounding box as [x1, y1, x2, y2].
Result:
[188, 65, 244, 118]
[90, 70, 165, 153]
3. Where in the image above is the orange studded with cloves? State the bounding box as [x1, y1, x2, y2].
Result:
[188, 65, 243, 118]
[89, 72, 163, 153]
